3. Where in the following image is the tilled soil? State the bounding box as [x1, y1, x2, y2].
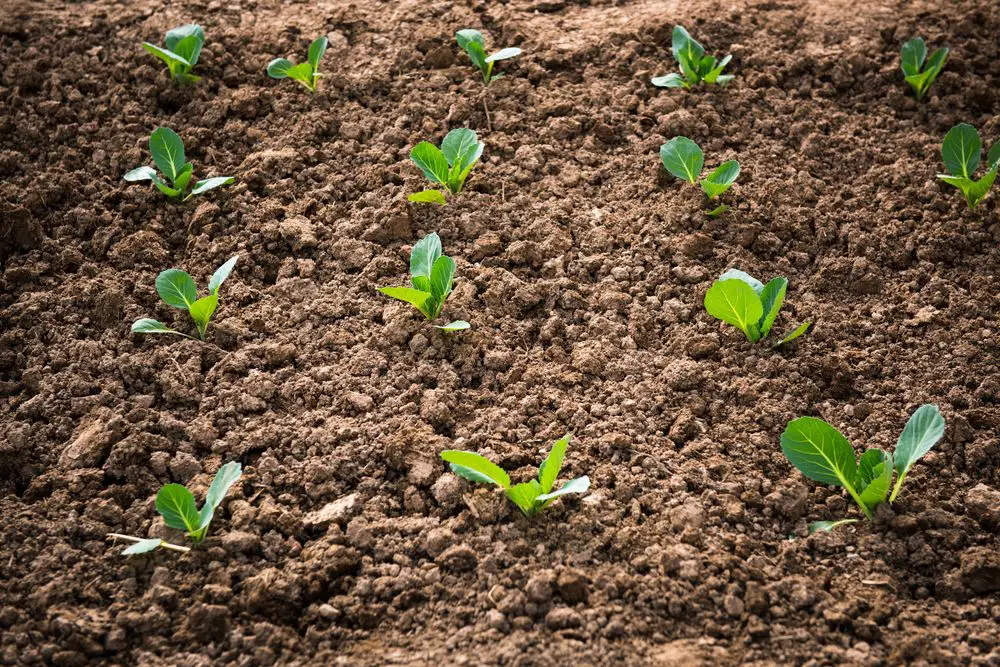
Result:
[2, 0, 1000, 664]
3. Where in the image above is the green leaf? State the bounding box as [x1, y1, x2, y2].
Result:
[448, 464, 496, 484]
[286, 62, 314, 85]
[164, 24, 205, 52]
[671, 26, 705, 72]
[707, 203, 730, 217]
[409, 233, 442, 280]
[435, 320, 470, 332]
[651, 73, 688, 88]
[267, 57, 293, 79]
[189, 176, 234, 197]
[537, 435, 570, 494]
[700, 159, 740, 199]
[704, 278, 763, 342]
[410, 142, 450, 188]
[988, 140, 1000, 168]
[966, 164, 999, 208]
[171, 34, 203, 68]
[856, 449, 892, 512]
[536, 475, 590, 502]
[149, 128, 185, 182]
[440, 450, 510, 489]
[758, 277, 788, 337]
[704, 54, 732, 84]
[154, 182, 182, 198]
[142, 43, 190, 71]
[941, 123, 981, 178]
[408, 189, 447, 205]
[155, 269, 198, 309]
[198, 461, 242, 530]
[486, 47, 521, 63]
[890, 404, 945, 502]
[660, 137, 704, 184]
[131, 318, 186, 337]
[122, 538, 164, 555]
[378, 286, 433, 319]
[808, 519, 858, 534]
[308, 36, 329, 70]
[773, 321, 811, 348]
[173, 163, 194, 192]
[780, 417, 858, 489]
[441, 128, 482, 170]
[718, 269, 763, 294]
[123, 166, 157, 182]
[911, 48, 948, 98]
[900, 37, 926, 77]
[456, 29, 487, 71]
[208, 255, 238, 295]
[506, 480, 543, 516]
[155, 484, 200, 532]
[189, 295, 218, 339]
[429, 255, 455, 302]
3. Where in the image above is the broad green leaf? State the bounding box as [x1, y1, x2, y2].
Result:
[773, 321, 811, 347]
[285, 62, 314, 85]
[156, 484, 200, 532]
[660, 137, 704, 184]
[718, 269, 763, 294]
[856, 449, 891, 511]
[429, 255, 455, 301]
[456, 29, 487, 71]
[173, 163, 194, 192]
[410, 142, 450, 187]
[707, 203, 730, 217]
[538, 435, 570, 494]
[155, 269, 198, 308]
[435, 320, 470, 332]
[189, 295, 218, 338]
[308, 36, 329, 70]
[149, 127, 186, 182]
[988, 140, 1000, 168]
[700, 159, 740, 199]
[122, 538, 163, 555]
[124, 166, 159, 182]
[704, 279, 763, 341]
[164, 24, 205, 52]
[409, 233, 442, 280]
[441, 128, 482, 170]
[808, 519, 858, 534]
[506, 480, 542, 516]
[154, 181, 182, 198]
[780, 417, 857, 488]
[171, 34, 203, 68]
[208, 255, 238, 295]
[486, 47, 521, 63]
[704, 54, 732, 84]
[893, 404, 945, 481]
[198, 461, 242, 529]
[651, 73, 688, 88]
[966, 164, 998, 208]
[697, 54, 717, 78]
[267, 57, 294, 78]
[758, 277, 787, 337]
[937, 173, 973, 200]
[131, 318, 186, 336]
[448, 464, 496, 484]
[408, 189, 447, 205]
[142, 43, 190, 70]
[671, 26, 704, 70]
[536, 476, 590, 502]
[941, 123, 981, 178]
[900, 37, 926, 77]
[189, 176, 234, 197]
[378, 287, 433, 318]
[440, 450, 510, 489]
[917, 48, 948, 97]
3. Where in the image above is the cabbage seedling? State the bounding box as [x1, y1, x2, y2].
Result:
[456, 29, 521, 86]
[441, 435, 590, 518]
[900, 37, 948, 101]
[267, 36, 328, 92]
[704, 269, 811, 346]
[109, 461, 243, 556]
[408, 128, 483, 205]
[124, 127, 234, 202]
[142, 24, 206, 84]
[660, 137, 739, 216]
[652, 26, 733, 90]
[132, 255, 238, 340]
[378, 233, 468, 331]
[781, 405, 945, 532]
[937, 123, 1000, 210]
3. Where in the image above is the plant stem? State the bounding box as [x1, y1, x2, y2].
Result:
[888, 471, 907, 504]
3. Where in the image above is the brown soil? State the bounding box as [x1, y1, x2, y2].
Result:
[2, 0, 1000, 664]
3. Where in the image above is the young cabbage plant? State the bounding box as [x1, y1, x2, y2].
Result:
[142, 24, 206, 84]
[781, 405, 945, 533]
[267, 36, 329, 92]
[441, 435, 590, 518]
[900, 37, 948, 101]
[132, 255, 239, 341]
[456, 29, 521, 86]
[704, 269, 811, 347]
[660, 137, 739, 216]
[378, 233, 469, 331]
[652, 26, 733, 90]
[937, 123, 1000, 210]
[408, 128, 483, 205]
[124, 127, 234, 202]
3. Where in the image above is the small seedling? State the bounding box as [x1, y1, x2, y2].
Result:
[937, 123, 1000, 210]
[456, 29, 521, 86]
[652, 26, 733, 90]
[109, 461, 243, 556]
[441, 435, 590, 518]
[132, 256, 238, 340]
[142, 24, 206, 84]
[781, 405, 945, 533]
[124, 127, 234, 202]
[408, 128, 483, 205]
[660, 137, 739, 216]
[267, 36, 329, 92]
[378, 233, 468, 331]
[704, 269, 811, 346]
[900, 37, 948, 101]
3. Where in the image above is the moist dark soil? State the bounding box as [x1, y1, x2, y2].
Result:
[2, 0, 1000, 664]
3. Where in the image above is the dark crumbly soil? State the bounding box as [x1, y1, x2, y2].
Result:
[2, 0, 1000, 664]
